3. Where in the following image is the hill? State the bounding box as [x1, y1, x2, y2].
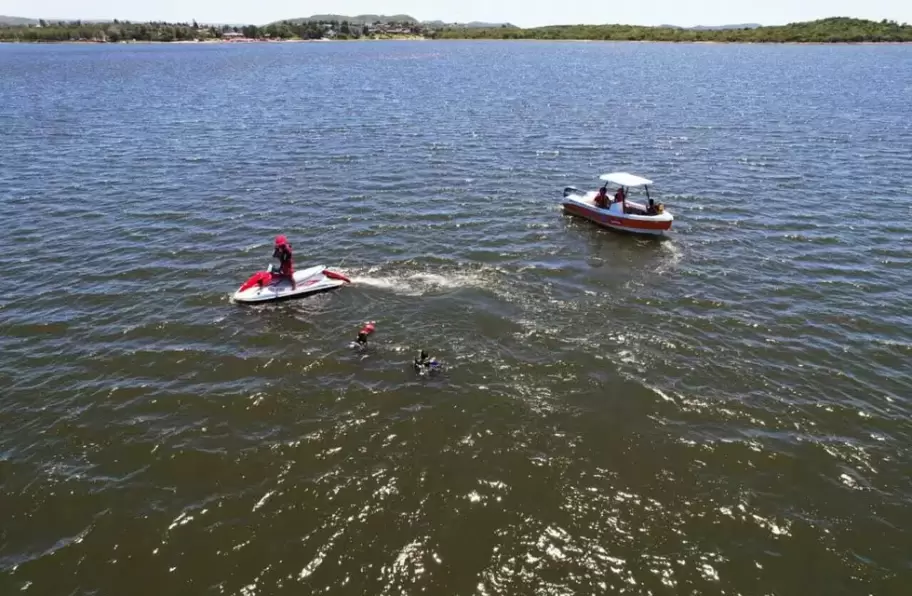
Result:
[284, 14, 418, 25]
[423, 20, 516, 29]
[280, 15, 511, 28]
[689, 23, 761, 30]
[431, 17, 912, 43]
[0, 15, 38, 25]
[662, 23, 761, 30]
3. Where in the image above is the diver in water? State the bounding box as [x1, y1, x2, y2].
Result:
[413, 350, 440, 375]
[351, 321, 376, 350]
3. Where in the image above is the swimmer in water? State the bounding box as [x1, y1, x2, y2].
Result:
[352, 321, 376, 350]
[413, 350, 440, 375]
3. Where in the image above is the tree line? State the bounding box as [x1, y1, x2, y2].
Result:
[430, 18, 912, 43]
[241, 21, 370, 41]
[0, 18, 423, 42]
[0, 20, 216, 42]
[3, 16, 908, 44]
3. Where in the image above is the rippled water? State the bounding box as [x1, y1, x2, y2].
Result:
[1, 40, 911, 595]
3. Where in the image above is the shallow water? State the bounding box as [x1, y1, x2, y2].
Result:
[1, 40, 911, 595]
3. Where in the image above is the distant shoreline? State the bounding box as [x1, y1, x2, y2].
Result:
[3, 17, 910, 45]
[0, 36, 427, 45]
[2, 37, 909, 46]
[431, 38, 912, 45]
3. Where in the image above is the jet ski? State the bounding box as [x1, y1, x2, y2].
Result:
[232, 264, 351, 304]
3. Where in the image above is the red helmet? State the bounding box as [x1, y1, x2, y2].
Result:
[275, 234, 288, 246]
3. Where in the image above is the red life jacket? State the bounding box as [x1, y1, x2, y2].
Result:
[274, 243, 294, 275]
[357, 321, 376, 344]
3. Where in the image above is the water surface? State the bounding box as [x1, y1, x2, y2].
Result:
[1, 40, 911, 595]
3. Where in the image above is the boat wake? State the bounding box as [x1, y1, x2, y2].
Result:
[655, 240, 683, 273]
[345, 267, 496, 297]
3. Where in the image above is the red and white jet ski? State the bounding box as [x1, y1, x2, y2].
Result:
[562, 172, 673, 236]
[232, 264, 351, 304]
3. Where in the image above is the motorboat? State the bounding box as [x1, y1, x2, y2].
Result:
[232, 264, 351, 304]
[562, 172, 673, 236]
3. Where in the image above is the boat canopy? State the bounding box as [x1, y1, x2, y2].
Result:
[599, 172, 653, 187]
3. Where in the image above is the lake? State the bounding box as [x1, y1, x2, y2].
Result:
[1, 40, 911, 595]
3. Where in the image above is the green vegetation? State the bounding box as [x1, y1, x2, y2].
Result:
[258, 19, 422, 40]
[286, 14, 418, 25]
[0, 18, 421, 42]
[277, 14, 510, 28]
[1, 16, 909, 44]
[0, 20, 222, 42]
[431, 18, 912, 43]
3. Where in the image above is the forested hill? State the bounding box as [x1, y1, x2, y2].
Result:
[283, 14, 417, 25]
[430, 17, 912, 43]
[0, 15, 38, 25]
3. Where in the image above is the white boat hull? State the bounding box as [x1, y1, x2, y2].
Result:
[232, 265, 350, 304]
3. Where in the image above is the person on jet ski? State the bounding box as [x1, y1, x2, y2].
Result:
[273, 235, 295, 290]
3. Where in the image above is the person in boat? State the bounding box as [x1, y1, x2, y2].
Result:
[646, 198, 658, 216]
[594, 186, 609, 208]
[614, 187, 626, 203]
[273, 234, 295, 290]
[614, 187, 627, 212]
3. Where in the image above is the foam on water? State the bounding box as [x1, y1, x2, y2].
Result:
[348, 272, 482, 295]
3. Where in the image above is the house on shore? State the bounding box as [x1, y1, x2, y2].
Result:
[222, 31, 251, 42]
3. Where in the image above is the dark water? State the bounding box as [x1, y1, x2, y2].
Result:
[1, 40, 911, 595]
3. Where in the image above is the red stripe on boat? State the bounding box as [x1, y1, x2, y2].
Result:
[564, 204, 671, 231]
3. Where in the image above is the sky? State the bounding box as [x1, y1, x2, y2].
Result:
[3, 0, 911, 28]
